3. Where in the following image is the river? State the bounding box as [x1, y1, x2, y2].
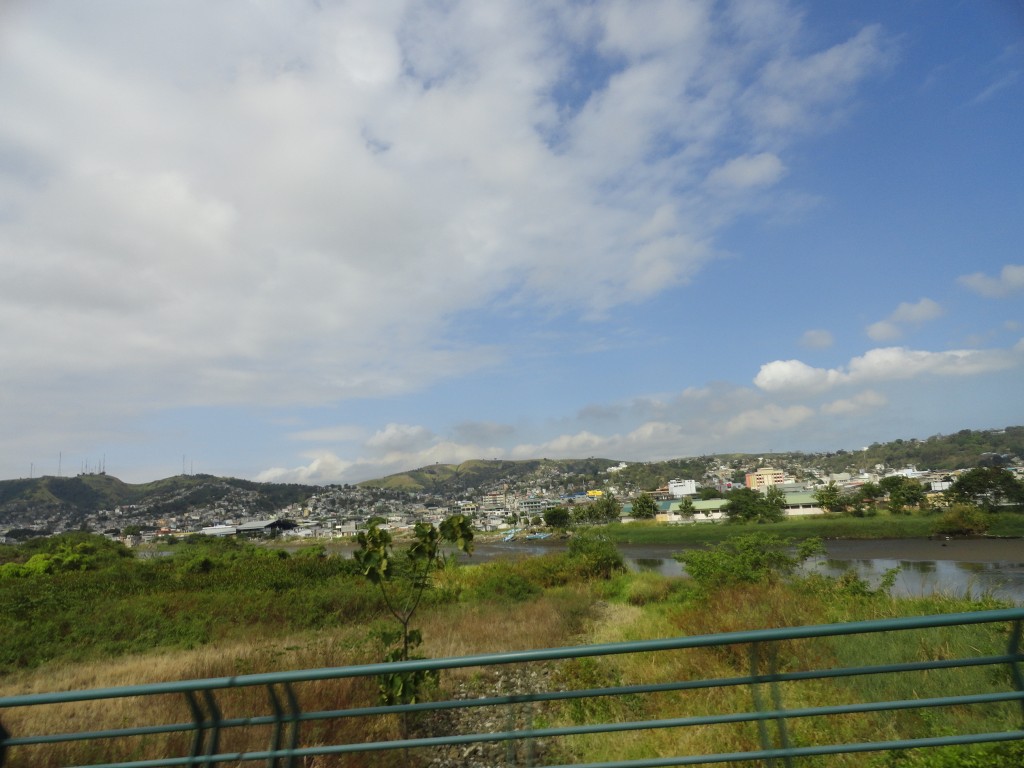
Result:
[456, 538, 1024, 604]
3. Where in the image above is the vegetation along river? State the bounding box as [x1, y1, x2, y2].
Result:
[460, 538, 1024, 604]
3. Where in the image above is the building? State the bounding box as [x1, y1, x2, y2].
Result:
[517, 497, 554, 516]
[746, 467, 786, 490]
[668, 479, 697, 497]
[480, 491, 507, 511]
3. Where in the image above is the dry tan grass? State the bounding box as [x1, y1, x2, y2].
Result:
[0, 627, 392, 768]
[1, 588, 601, 767]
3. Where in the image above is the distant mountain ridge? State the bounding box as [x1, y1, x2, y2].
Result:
[2, 426, 1021, 521]
[357, 426, 1024, 495]
[0, 473, 317, 526]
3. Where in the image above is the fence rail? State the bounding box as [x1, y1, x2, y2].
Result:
[2, 608, 1022, 767]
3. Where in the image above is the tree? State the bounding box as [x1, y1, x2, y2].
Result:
[725, 487, 784, 524]
[354, 515, 473, 705]
[566, 529, 624, 578]
[933, 504, 991, 536]
[543, 506, 571, 529]
[676, 534, 823, 590]
[676, 497, 696, 518]
[575, 494, 621, 524]
[813, 481, 847, 514]
[855, 481, 883, 510]
[879, 476, 926, 514]
[763, 485, 788, 520]
[630, 492, 658, 519]
[945, 467, 1024, 511]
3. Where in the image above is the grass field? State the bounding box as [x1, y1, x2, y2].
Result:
[2, 531, 1022, 767]
[599, 510, 1024, 544]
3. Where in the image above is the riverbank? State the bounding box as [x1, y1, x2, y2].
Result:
[590, 511, 1024, 545]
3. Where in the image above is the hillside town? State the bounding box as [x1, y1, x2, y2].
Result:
[3, 448, 1021, 546]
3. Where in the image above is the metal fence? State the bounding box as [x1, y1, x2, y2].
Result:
[2, 607, 1022, 767]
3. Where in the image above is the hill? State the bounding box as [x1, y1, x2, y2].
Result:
[3, 426, 1021, 524]
[358, 426, 1024, 495]
[0, 473, 319, 530]
[358, 457, 619, 495]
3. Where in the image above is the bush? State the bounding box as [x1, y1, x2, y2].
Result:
[622, 572, 673, 605]
[676, 534, 823, 591]
[470, 561, 542, 603]
[932, 504, 991, 536]
[566, 529, 625, 579]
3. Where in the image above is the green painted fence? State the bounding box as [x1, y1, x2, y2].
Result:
[1, 608, 1022, 767]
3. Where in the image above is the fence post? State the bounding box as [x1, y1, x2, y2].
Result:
[1010, 620, 1024, 723]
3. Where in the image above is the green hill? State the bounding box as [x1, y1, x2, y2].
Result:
[0, 473, 319, 522]
[358, 426, 1024, 495]
[3, 426, 1021, 517]
[359, 457, 619, 495]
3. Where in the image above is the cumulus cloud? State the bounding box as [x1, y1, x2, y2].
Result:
[799, 329, 834, 349]
[755, 342, 1024, 395]
[959, 264, 1024, 298]
[866, 298, 944, 340]
[753, 359, 845, 394]
[258, 437, 500, 485]
[365, 423, 435, 452]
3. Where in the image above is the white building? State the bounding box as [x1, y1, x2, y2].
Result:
[668, 479, 698, 497]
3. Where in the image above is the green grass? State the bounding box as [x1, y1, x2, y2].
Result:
[3, 531, 1021, 768]
[601, 511, 1024, 544]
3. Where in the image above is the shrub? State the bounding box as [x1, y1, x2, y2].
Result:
[566, 529, 625, 579]
[470, 562, 542, 603]
[622, 572, 673, 605]
[932, 504, 991, 536]
[676, 534, 823, 591]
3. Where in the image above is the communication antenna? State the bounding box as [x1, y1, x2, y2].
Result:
[58, 452, 62, 477]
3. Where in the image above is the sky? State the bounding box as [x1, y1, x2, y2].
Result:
[1, 1, 1023, 485]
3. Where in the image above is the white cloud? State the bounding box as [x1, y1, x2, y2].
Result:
[365, 423, 435, 452]
[724, 404, 814, 434]
[959, 264, 1024, 298]
[257, 453, 356, 485]
[755, 341, 1024, 395]
[258, 437, 500, 485]
[0, 2, 900, 481]
[820, 390, 887, 416]
[865, 320, 901, 342]
[890, 297, 944, 324]
[706, 153, 786, 190]
[866, 298, 944, 340]
[799, 329, 834, 349]
[742, 24, 894, 136]
[972, 70, 1020, 104]
[753, 359, 845, 394]
[0, 2, 893, 415]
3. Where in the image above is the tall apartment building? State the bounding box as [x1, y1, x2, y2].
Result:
[745, 467, 786, 490]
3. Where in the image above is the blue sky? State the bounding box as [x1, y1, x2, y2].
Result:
[1, 1, 1022, 484]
